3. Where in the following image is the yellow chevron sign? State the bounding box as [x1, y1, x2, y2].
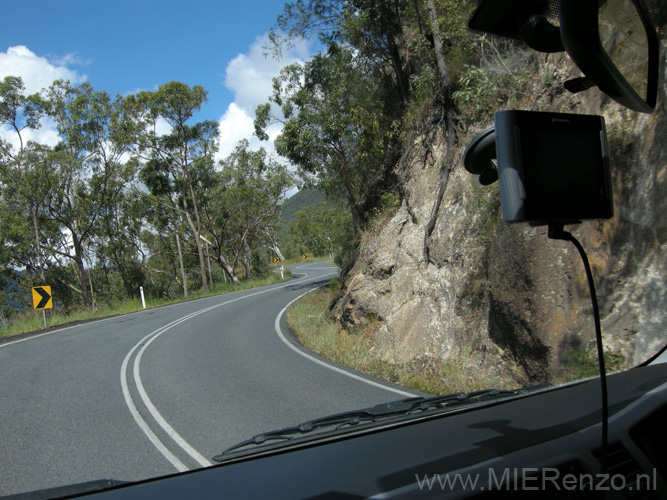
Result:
[32, 286, 53, 310]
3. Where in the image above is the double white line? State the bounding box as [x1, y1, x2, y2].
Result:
[120, 268, 415, 472]
[120, 305, 219, 472]
[119, 272, 337, 472]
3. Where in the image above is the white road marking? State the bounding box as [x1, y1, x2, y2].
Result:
[133, 310, 216, 468]
[5, 266, 409, 473]
[0, 266, 313, 350]
[273, 285, 417, 398]
[120, 327, 190, 472]
[121, 271, 341, 472]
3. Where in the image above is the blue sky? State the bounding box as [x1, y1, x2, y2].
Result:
[0, 0, 313, 159]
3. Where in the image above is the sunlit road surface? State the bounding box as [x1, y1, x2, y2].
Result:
[0, 262, 415, 497]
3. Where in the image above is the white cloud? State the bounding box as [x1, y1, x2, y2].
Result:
[217, 34, 310, 160]
[224, 34, 308, 114]
[217, 103, 256, 159]
[0, 117, 61, 150]
[0, 45, 86, 95]
[0, 45, 88, 149]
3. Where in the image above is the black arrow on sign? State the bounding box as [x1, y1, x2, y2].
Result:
[34, 287, 51, 309]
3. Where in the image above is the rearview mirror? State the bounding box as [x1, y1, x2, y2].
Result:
[560, 0, 659, 113]
[468, 0, 660, 113]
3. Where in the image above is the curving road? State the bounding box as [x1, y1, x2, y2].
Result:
[0, 262, 415, 497]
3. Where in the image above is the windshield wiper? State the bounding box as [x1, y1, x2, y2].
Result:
[213, 384, 549, 462]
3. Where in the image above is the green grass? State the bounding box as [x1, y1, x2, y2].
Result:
[1, 271, 292, 339]
[287, 281, 509, 395]
[558, 348, 625, 383]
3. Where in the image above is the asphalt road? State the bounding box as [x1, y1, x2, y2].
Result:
[0, 262, 416, 497]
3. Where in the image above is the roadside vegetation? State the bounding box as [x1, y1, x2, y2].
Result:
[1, 269, 292, 339]
[287, 279, 508, 395]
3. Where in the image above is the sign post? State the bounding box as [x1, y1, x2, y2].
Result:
[32, 286, 53, 328]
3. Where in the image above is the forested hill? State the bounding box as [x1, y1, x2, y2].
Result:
[278, 189, 326, 228]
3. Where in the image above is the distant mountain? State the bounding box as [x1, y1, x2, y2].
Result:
[277, 188, 327, 228]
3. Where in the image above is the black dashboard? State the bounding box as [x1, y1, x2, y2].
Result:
[53, 362, 667, 500]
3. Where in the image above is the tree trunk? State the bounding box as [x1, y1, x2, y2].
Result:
[213, 251, 240, 284]
[177, 174, 208, 293]
[241, 241, 251, 280]
[175, 232, 188, 297]
[427, 0, 452, 91]
[268, 242, 285, 262]
[348, 197, 363, 235]
[84, 250, 97, 311]
[71, 234, 90, 307]
[180, 212, 208, 293]
[203, 239, 214, 290]
[423, 0, 458, 263]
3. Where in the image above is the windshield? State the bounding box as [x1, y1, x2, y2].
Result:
[0, 0, 665, 497]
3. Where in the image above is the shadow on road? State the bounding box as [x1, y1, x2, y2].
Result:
[284, 278, 333, 292]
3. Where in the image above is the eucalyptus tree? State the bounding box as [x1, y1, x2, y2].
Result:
[35, 80, 136, 307]
[128, 82, 219, 293]
[92, 184, 147, 300]
[139, 194, 192, 299]
[0, 75, 49, 281]
[287, 202, 353, 258]
[255, 45, 397, 234]
[269, 0, 412, 106]
[205, 140, 293, 281]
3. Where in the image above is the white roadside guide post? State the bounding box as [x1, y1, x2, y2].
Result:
[140, 287, 146, 309]
[280, 265, 284, 279]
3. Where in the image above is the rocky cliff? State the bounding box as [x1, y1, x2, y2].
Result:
[330, 46, 667, 387]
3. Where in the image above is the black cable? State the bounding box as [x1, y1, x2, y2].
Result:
[548, 223, 608, 476]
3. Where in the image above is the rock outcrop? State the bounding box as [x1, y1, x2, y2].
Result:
[330, 47, 667, 386]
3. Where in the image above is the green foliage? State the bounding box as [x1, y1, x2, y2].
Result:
[208, 139, 294, 279]
[287, 202, 354, 260]
[250, 249, 272, 279]
[277, 188, 326, 229]
[379, 191, 400, 211]
[452, 44, 535, 123]
[255, 45, 399, 234]
[468, 186, 501, 248]
[560, 348, 625, 382]
[281, 241, 298, 261]
[0, 75, 43, 131]
[453, 65, 501, 119]
[0, 76, 293, 311]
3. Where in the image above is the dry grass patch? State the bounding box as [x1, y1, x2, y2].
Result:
[287, 281, 511, 395]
